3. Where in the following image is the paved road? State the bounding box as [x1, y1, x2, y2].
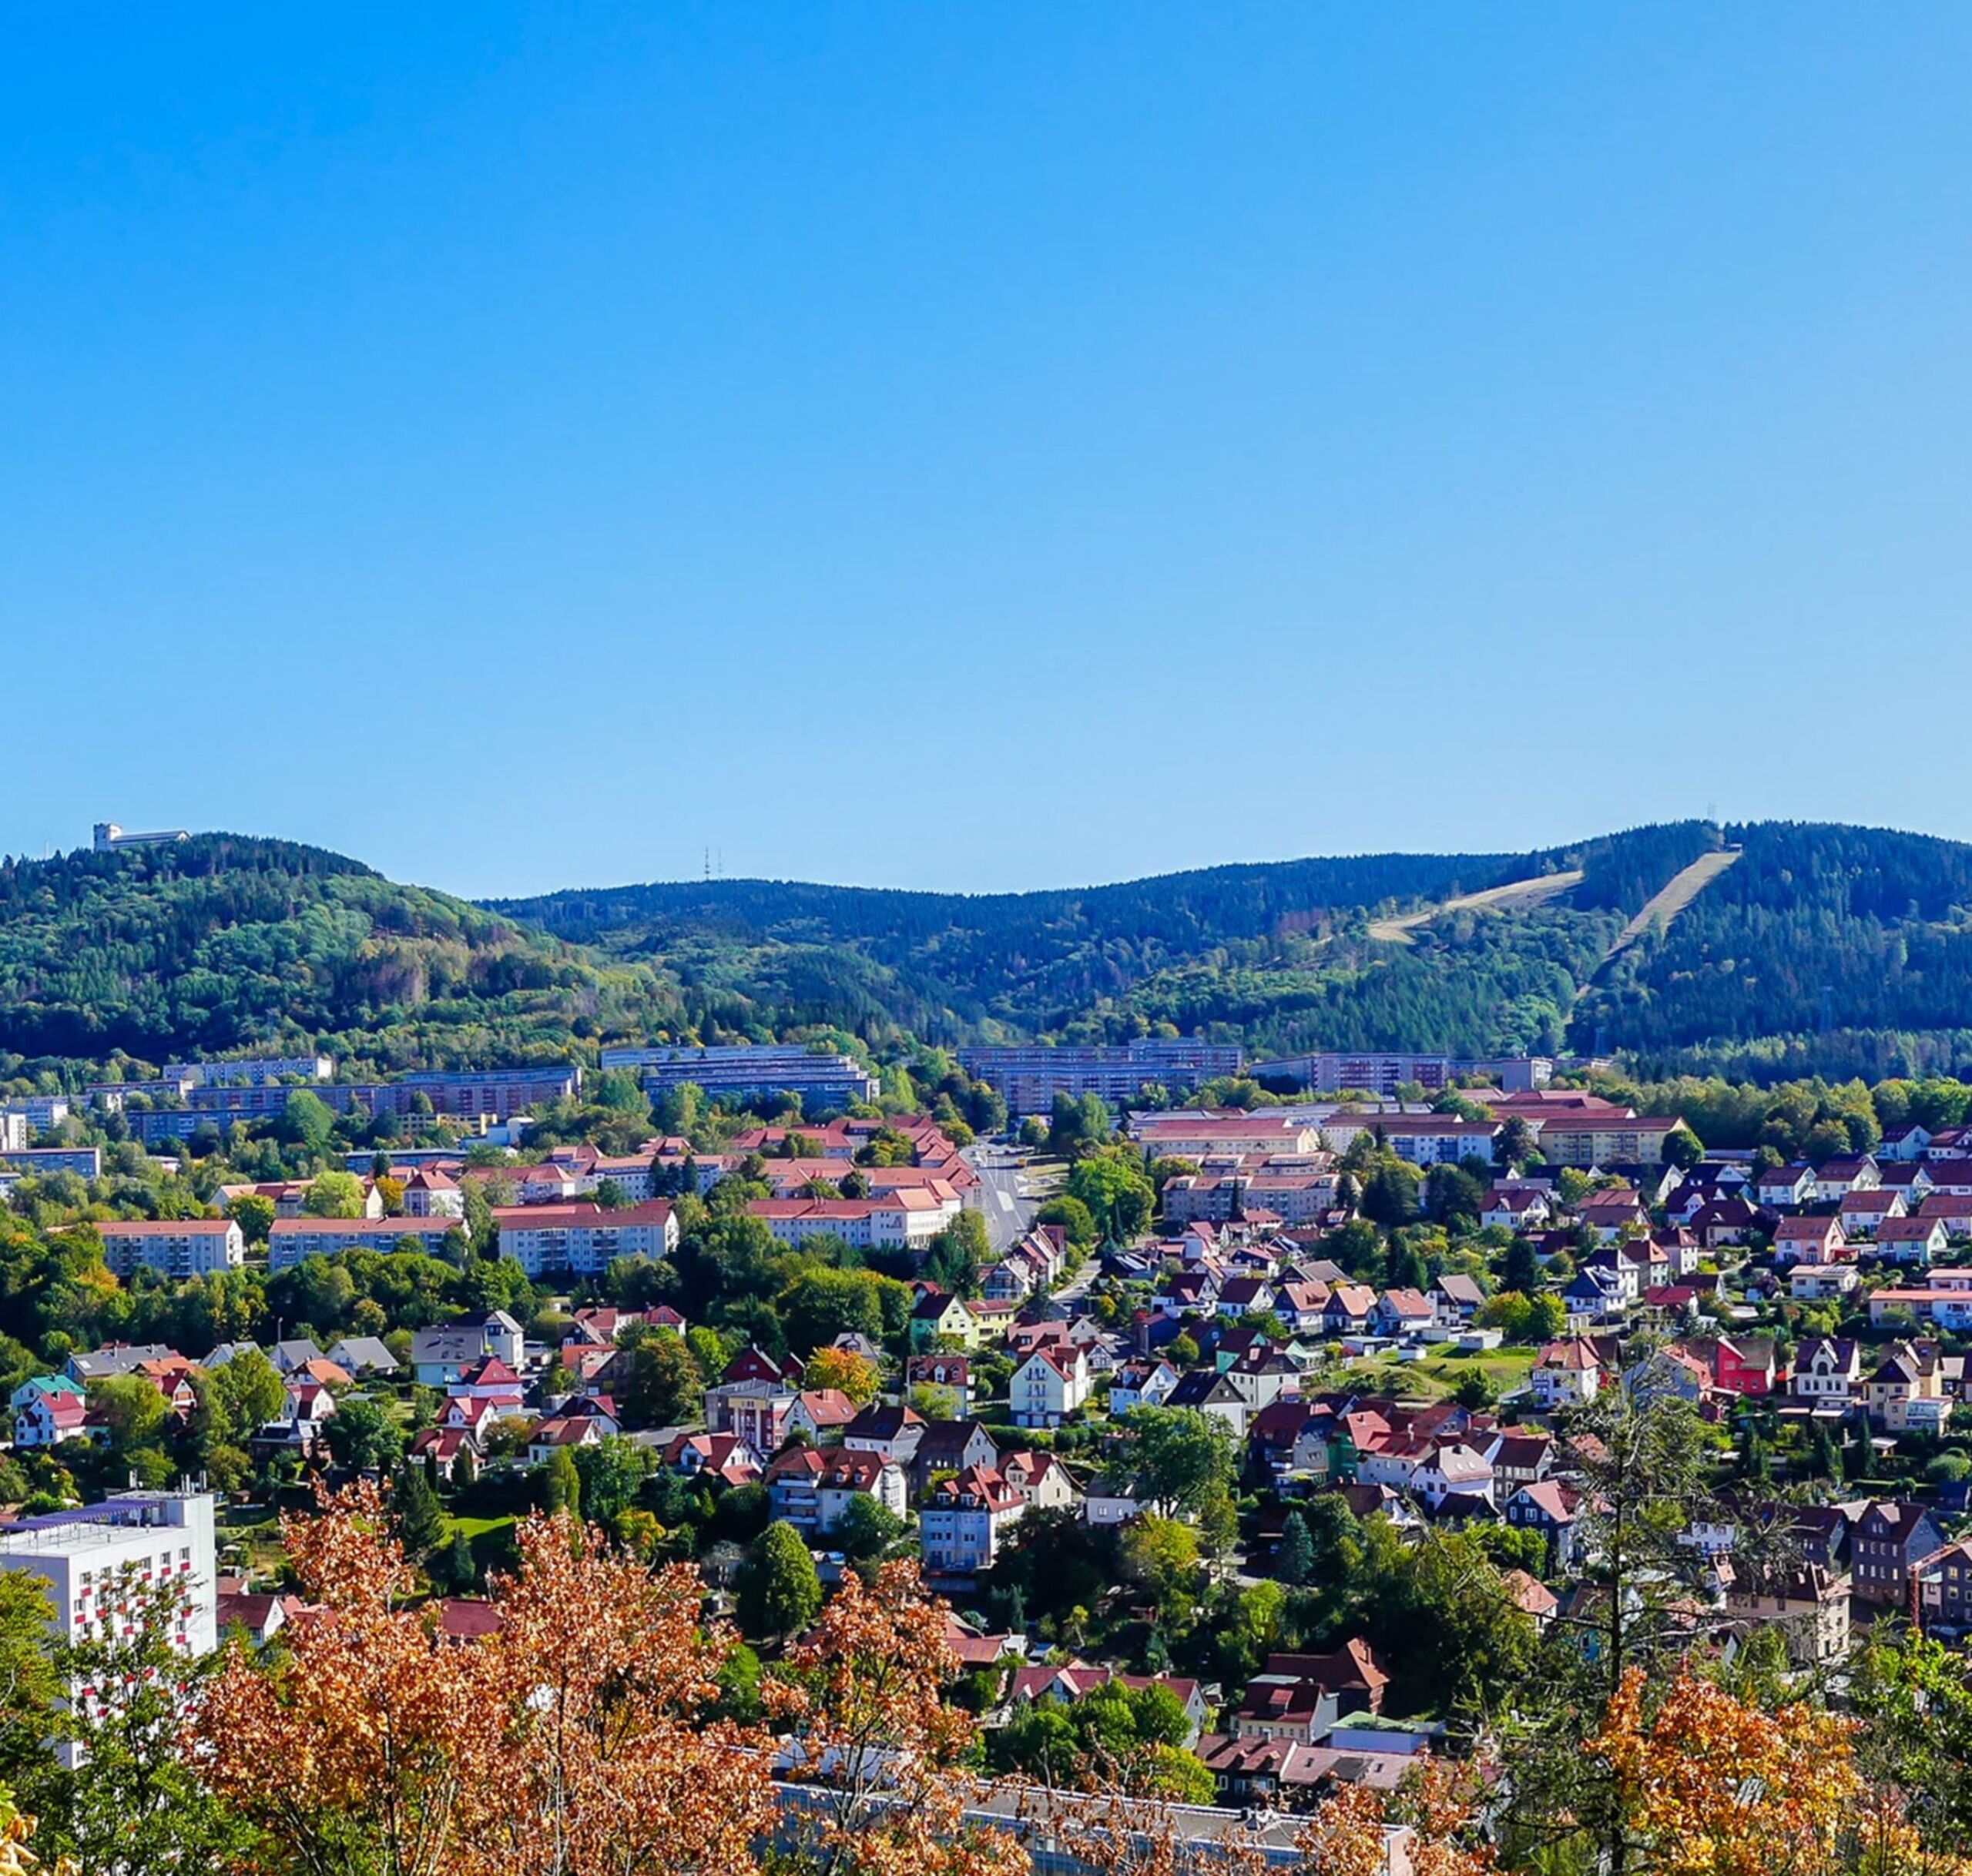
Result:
[963, 1146, 1040, 1254]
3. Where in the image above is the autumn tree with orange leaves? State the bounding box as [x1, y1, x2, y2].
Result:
[772, 1558, 1026, 1876]
[189, 1483, 776, 1876]
[1585, 1666, 1860, 1876]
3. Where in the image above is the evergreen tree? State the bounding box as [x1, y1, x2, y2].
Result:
[441, 1528, 477, 1593]
[545, 1446, 582, 1519]
[1276, 1512, 1316, 1588]
[391, 1463, 446, 1560]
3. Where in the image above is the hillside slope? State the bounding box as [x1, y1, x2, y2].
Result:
[497, 821, 1972, 1076]
[0, 836, 680, 1069]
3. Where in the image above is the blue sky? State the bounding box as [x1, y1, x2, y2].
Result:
[6, 6, 1972, 898]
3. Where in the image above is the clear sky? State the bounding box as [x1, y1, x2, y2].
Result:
[6, 6, 1972, 899]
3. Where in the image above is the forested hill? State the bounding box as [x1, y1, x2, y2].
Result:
[0, 836, 681, 1070]
[493, 822, 1972, 1078]
[8, 822, 1972, 1081]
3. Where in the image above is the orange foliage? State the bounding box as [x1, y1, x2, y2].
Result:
[189, 1484, 774, 1876]
[776, 1558, 1025, 1876]
[1586, 1666, 1859, 1876]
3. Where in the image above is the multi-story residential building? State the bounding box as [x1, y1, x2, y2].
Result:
[0, 1147, 102, 1180]
[162, 1055, 334, 1087]
[1010, 1345, 1092, 1428]
[748, 1191, 961, 1254]
[267, 1216, 460, 1270]
[1529, 1114, 1689, 1167]
[493, 1201, 679, 1277]
[1915, 1540, 1972, 1634]
[1726, 1567, 1852, 1666]
[958, 1041, 1243, 1116]
[0, 1489, 217, 1765]
[1853, 1501, 1950, 1606]
[1316, 1115, 1501, 1166]
[1131, 1114, 1324, 1160]
[919, 1464, 1025, 1574]
[603, 1044, 877, 1114]
[96, 1218, 245, 1279]
[1247, 1053, 1554, 1096]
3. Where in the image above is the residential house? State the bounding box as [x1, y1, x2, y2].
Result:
[1853, 1501, 1949, 1606]
[1532, 1338, 1605, 1409]
[1793, 1338, 1863, 1408]
[1864, 1343, 1953, 1435]
[1164, 1368, 1250, 1439]
[1107, 1359, 1181, 1415]
[908, 1419, 1001, 1495]
[1839, 1188, 1907, 1238]
[1771, 1216, 1847, 1267]
[1000, 1448, 1081, 1513]
[1789, 1263, 1860, 1302]
[1726, 1566, 1853, 1666]
[1504, 1479, 1584, 1569]
[1875, 1216, 1950, 1265]
[1370, 1288, 1434, 1338]
[919, 1464, 1025, 1574]
[905, 1355, 974, 1417]
[911, 1290, 981, 1351]
[327, 1336, 401, 1377]
[1323, 1285, 1377, 1337]
[407, 1425, 480, 1481]
[1009, 1345, 1092, 1429]
[842, 1403, 927, 1468]
[1689, 1196, 1765, 1249]
[1812, 1156, 1880, 1204]
[411, 1312, 524, 1386]
[815, 1448, 909, 1533]
[1429, 1275, 1487, 1326]
[1756, 1164, 1816, 1209]
[12, 1379, 96, 1449]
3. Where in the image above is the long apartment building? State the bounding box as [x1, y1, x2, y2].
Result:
[493, 1200, 679, 1277]
[957, 1041, 1244, 1115]
[96, 1218, 246, 1279]
[602, 1044, 879, 1113]
[267, 1215, 462, 1270]
[160, 1054, 334, 1087]
[0, 1147, 102, 1180]
[1246, 1052, 1554, 1096]
[748, 1189, 962, 1251]
[108, 1064, 582, 1142]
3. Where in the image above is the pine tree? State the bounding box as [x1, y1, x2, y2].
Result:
[391, 1462, 446, 1559]
[443, 1528, 477, 1593]
[1276, 1511, 1316, 1588]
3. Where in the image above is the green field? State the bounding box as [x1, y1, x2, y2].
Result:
[1326, 1343, 1538, 1402]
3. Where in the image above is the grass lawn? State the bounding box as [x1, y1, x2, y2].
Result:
[1323, 1344, 1538, 1402]
[1412, 1345, 1538, 1396]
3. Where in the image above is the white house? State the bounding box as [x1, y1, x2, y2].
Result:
[1010, 1345, 1093, 1429]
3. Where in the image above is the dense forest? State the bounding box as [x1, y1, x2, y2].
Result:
[498, 821, 1972, 1078]
[0, 838, 680, 1070]
[7, 821, 1972, 1081]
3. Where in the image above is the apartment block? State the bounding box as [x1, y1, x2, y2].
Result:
[957, 1041, 1243, 1115]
